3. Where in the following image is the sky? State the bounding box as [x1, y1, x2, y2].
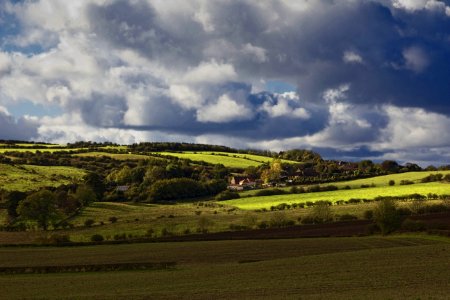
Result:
[0, 0, 450, 166]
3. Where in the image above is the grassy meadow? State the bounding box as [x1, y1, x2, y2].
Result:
[0, 164, 86, 191]
[226, 182, 450, 210]
[0, 148, 82, 153]
[0, 235, 448, 299]
[74, 152, 152, 160]
[155, 151, 297, 168]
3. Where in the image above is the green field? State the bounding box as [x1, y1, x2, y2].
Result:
[0, 143, 63, 148]
[154, 151, 298, 168]
[0, 164, 86, 191]
[225, 181, 450, 210]
[239, 170, 450, 197]
[74, 152, 152, 160]
[0, 148, 83, 153]
[0, 236, 448, 299]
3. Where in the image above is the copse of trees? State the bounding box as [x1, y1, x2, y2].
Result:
[17, 190, 61, 230]
[147, 178, 227, 203]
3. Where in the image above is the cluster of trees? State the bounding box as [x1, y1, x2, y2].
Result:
[103, 159, 228, 202]
[1, 183, 97, 230]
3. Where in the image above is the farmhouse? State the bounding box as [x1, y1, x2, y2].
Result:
[228, 174, 258, 190]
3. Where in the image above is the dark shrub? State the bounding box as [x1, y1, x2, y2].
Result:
[257, 221, 269, 229]
[275, 203, 289, 210]
[366, 223, 380, 235]
[300, 216, 316, 224]
[113, 233, 127, 240]
[215, 190, 240, 201]
[374, 199, 403, 234]
[401, 219, 426, 231]
[388, 180, 395, 186]
[348, 198, 361, 204]
[342, 185, 351, 190]
[160, 228, 172, 237]
[108, 216, 118, 223]
[91, 234, 104, 242]
[339, 214, 358, 221]
[322, 185, 338, 192]
[146, 228, 154, 237]
[400, 180, 414, 185]
[84, 219, 95, 227]
[255, 188, 287, 197]
[290, 186, 305, 194]
[363, 210, 374, 220]
[229, 224, 248, 231]
[48, 234, 71, 244]
[307, 185, 321, 193]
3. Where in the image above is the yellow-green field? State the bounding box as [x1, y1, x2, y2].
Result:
[74, 152, 152, 160]
[226, 181, 450, 210]
[154, 151, 298, 168]
[0, 164, 86, 191]
[0, 148, 82, 153]
[0, 236, 448, 299]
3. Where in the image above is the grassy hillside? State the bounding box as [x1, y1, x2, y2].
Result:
[0, 236, 448, 299]
[0, 164, 86, 191]
[225, 181, 450, 210]
[0, 148, 82, 153]
[74, 152, 152, 160]
[240, 170, 450, 197]
[155, 151, 298, 168]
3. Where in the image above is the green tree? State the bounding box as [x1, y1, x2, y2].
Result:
[17, 190, 61, 230]
[73, 185, 97, 206]
[83, 172, 105, 199]
[374, 198, 402, 235]
[143, 166, 167, 185]
[261, 159, 283, 183]
[311, 201, 333, 223]
[3, 191, 27, 223]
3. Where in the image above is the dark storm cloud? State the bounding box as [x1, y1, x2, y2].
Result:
[79, 93, 128, 127]
[87, 0, 205, 68]
[0, 109, 38, 140]
[2, 0, 450, 164]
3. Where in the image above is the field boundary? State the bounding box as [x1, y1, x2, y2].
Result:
[0, 262, 177, 274]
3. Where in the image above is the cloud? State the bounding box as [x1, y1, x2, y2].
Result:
[0, 106, 38, 140]
[1, 0, 450, 164]
[261, 92, 310, 119]
[343, 51, 364, 64]
[392, 0, 450, 15]
[402, 46, 429, 73]
[197, 93, 254, 123]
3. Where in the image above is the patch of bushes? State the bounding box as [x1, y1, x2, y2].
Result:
[254, 188, 287, 197]
[399, 180, 414, 185]
[338, 214, 358, 221]
[363, 210, 374, 220]
[269, 212, 294, 228]
[90, 234, 104, 242]
[84, 219, 95, 227]
[108, 216, 118, 223]
[229, 224, 248, 231]
[215, 190, 240, 201]
[48, 234, 71, 244]
[421, 173, 443, 183]
[401, 219, 426, 232]
[373, 199, 403, 235]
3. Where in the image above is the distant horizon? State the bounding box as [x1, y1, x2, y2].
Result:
[1, 1, 450, 166]
[1, 138, 448, 168]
